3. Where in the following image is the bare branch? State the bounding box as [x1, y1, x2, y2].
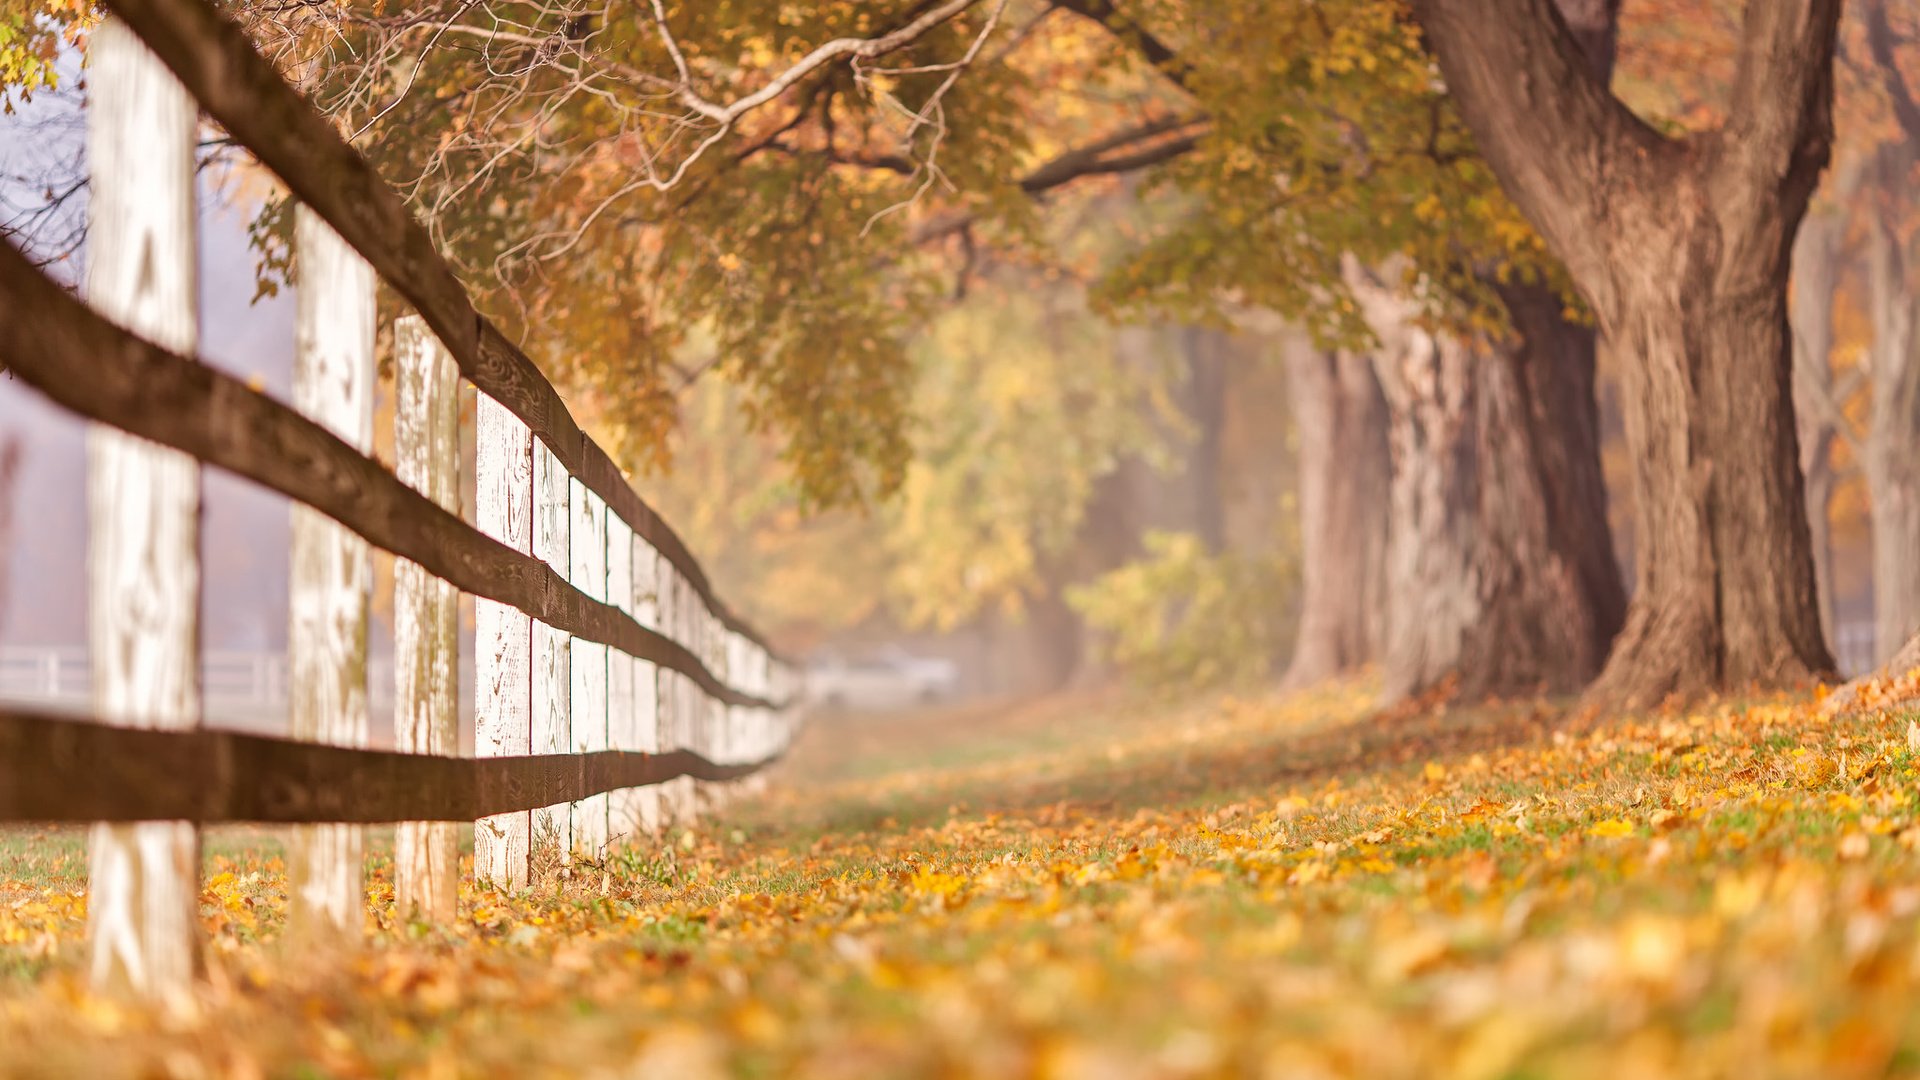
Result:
[910, 112, 1207, 243]
[652, 0, 987, 125]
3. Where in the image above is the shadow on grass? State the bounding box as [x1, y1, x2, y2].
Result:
[764, 689, 1581, 838]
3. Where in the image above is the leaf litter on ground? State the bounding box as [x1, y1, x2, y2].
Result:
[5, 675, 1920, 1078]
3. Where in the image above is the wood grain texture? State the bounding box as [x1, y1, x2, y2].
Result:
[82, 18, 203, 1006]
[474, 393, 533, 890]
[0, 708, 779, 825]
[568, 480, 609, 859]
[606, 516, 641, 842]
[531, 441, 570, 862]
[668, 573, 698, 824]
[392, 315, 459, 921]
[630, 539, 665, 836]
[101, 0, 778, 661]
[288, 206, 376, 943]
[0, 239, 782, 712]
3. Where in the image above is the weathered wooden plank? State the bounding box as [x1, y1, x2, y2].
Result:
[654, 562, 682, 825]
[288, 206, 376, 943]
[102, 0, 781, 662]
[392, 314, 459, 921]
[630, 538, 665, 836]
[531, 441, 570, 863]
[474, 393, 533, 891]
[691, 580, 713, 817]
[568, 480, 609, 860]
[723, 631, 745, 777]
[606, 515, 639, 843]
[665, 571, 697, 824]
[0, 240, 781, 712]
[695, 609, 721, 813]
[0, 708, 780, 825]
[82, 17, 203, 1006]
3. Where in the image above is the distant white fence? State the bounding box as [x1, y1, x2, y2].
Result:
[0, 645, 421, 736]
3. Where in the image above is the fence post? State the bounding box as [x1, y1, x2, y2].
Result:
[531, 442, 570, 869]
[744, 642, 767, 795]
[659, 565, 691, 824]
[392, 315, 459, 921]
[607, 514, 637, 844]
[288, 205, 376, 942]
[703, 614, 727, 813]
[83, 18, 202, 1006]
[632, 541, 665, 836]
[568, 481, 609, 861]
[694, 606, 711, 812]
[721, 630, 741, 803]
[475, 395, 533, 890]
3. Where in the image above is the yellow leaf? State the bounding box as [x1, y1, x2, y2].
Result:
[1587, 819, 1635, 839]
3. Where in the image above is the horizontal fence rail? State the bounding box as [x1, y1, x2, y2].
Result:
[0, 708, 782, 825]
[0, 247, 776, 711]
[0, 0, 803, 1004]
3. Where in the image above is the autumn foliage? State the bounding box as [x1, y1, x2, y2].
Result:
[8, 677, 1920, 1076]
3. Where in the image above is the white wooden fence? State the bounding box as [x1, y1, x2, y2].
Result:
[0, 4, 797, 1009]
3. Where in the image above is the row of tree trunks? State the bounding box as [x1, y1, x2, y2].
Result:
[1864, 175, 1920, 666]
[1278, 0, 1629, 705]
[1786, 143, 1920, 674]
[1414, 0, 1839, 708]
[1279, 343, 1390, 688]
[1787, 165, 1856, 646]
[1858, 0, 1920, 669]
[1336, 261, 1624, 703]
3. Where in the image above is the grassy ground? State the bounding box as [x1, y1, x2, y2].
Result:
[6, 675, 1920, 1078]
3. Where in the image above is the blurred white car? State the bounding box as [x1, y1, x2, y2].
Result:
[805, 647, 960, 711]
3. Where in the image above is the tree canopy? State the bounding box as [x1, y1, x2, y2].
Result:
[226, 0, 1553, 508]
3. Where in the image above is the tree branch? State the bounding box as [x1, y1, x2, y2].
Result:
[909, 113, 1207, 243]
[1410, 0, 1671, 291]
[1719, 0, 1845, 189]
[1046, 0, 1193, 93]
[651, 0, 986, 125]
[1017, 113, 1204, 191]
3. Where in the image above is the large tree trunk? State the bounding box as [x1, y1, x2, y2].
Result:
[1416, 0, 1841, 707]
[1864, 198, 1920, 664]
[1280, 341, 1390, 686]
[1348, 262, 1624, 702]
[1581, 200, 1834, 703]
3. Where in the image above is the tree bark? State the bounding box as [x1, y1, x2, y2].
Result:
[1280, 341, 1391, 687]
[1347, 262, 1624, 702]
[1415, 0, 1841, 706]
